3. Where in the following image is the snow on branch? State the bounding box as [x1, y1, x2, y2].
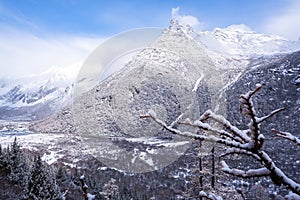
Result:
[272, 129, 300, 146]
[240, 84, 264, 149]
[141, 111, 254, 150]
[199, 110, 251, 143]
[170, 113, 184, 128]
[199, 191, 223, 200]
[180, 118, 244, 143]
[256, 108, 285, 124]
[240, 83, 262, 100]
[285, 191, 300, 200]
[258, 151, 300, 193]
[141, 84, 300, 195]
[220, 147, 261, 161]
[220, 161, 271, 178]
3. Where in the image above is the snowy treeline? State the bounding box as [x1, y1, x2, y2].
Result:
[0, 138, 60, 199]
[0, 138, 153, 199]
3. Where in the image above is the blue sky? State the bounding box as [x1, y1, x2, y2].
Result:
[0, 0, 293, 36]
[0, 0, 299, 77]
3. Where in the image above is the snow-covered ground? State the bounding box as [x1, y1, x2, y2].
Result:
[0, 129, 89, 167]
[0, 128, 191, 171]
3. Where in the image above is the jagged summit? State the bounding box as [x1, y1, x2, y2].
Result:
[165, 19, 194, 35]
[197, 25, 300, 56]
[225, 24, 253, 32]
[166, 19, 300, 57]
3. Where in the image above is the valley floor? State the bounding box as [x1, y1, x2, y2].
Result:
[0, 129, 89, 167]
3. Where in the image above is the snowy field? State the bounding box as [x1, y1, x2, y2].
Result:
[0, 128, 192, 172]
[0, 128, 89, 167]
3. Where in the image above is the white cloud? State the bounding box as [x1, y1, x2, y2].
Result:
[0, 25, 105, 78]
[263, 0, 300, 40]
[171, 7, 204, 30]
[0, 3, 106, 79]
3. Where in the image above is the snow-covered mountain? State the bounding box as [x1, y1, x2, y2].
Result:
[0, 66, 74, 121]
[179, 20, 300, 57]
[28, 19, 300, 173]
[2, 19, 300, 122]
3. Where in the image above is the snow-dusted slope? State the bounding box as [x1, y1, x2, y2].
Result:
[0, 66, 74, 121]
[195, 24, 300, 57]
[169, 19, 300, 57]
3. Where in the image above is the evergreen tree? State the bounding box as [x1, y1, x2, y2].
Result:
[56, 166, 68, 185]
[0, 144, 3, 170]
[27, 156, 60, 200]
[2, 145, 11, 174]
[0, 144, 8, 176]
[9, 137, 30, 188]
[56, 165, 71, 197]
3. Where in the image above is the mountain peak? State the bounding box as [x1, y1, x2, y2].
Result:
[166, 18, 194, 35]
[225, 24, 253, 32]
[165, 20, 300, 57]
[195, 24, 300, 57]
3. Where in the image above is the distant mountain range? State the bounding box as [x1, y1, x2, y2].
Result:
[0, 67, 74, 121]
[169, 19, 300, 56]
[1, 19, 299, 122]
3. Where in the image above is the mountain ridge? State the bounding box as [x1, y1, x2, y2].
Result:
[1, 19, 300, 122]
[0, 66, 74, 121]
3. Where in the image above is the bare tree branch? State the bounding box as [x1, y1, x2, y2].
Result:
[272, 129, 300, 146]
[239, 84, 262, 104]
[220, 148, 261, 161]
[80, 175, 89, 200]
[220, 161, 271, 178]
[142, 113, 253, 150]
[258, 151, 300, 194]
[240, 84, 263, 149]
[256, 108, 285, 124]
[180, 118, 244, 143]
[199, 110, 251, 143]
[79, 175, 95, 200]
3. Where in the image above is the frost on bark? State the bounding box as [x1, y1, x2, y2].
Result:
[142, 84, 300, 196]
